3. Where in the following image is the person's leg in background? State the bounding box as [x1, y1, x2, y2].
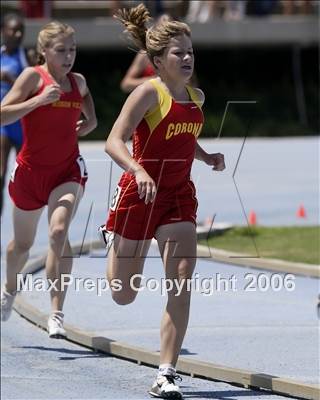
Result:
[0, 122, 22, 215]
[46, 182, 83, 337]
[1, 205, 43, 320]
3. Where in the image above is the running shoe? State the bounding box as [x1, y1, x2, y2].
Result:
[98, 225, 114, 250]
[47, 311, 66, 339]
[1, 288, 16, 321]
[149, 373, 183, 399]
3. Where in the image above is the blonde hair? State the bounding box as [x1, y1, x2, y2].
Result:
[114, 3, 191, 65]
[36, 21, 75, 65]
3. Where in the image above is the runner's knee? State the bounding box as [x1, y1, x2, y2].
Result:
[49, 225, 67, 248]
[111, 289, 137, 305]
[9, 238, 33, 254]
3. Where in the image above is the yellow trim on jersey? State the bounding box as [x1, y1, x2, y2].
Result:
[144, 79, 172, 134]
[186, 85, 202, 110]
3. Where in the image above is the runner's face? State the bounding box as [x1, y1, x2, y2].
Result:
[44, 34, 76, 74]
[2, 19, 24, 49]
[160, 34, 194, 82]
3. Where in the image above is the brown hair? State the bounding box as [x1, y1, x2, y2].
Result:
[114, 3, 191, 65]
[36, 21, 75, 65]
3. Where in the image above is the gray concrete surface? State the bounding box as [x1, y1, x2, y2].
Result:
[1, 309, 293, 400]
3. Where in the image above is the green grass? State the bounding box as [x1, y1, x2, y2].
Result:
[200, 226, 320, 265]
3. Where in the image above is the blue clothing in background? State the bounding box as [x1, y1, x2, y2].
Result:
[1, 45, 28, 147]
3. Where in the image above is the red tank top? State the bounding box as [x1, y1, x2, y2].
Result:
[120, 78, 204, 189]
[18, 66, 82, 168]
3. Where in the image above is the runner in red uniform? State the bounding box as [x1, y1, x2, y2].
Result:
[10, 65, 87, 210]
[107, 77, 204, 240]
[0, 21, 97, 338]
[100, 4, 225, 399]
[120, 42, 157, 93]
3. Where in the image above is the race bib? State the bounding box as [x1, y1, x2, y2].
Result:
[76, 155, 88, 178]
[110, 185, 121, 211]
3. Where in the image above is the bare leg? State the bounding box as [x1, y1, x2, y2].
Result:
[6, 205, 43, 293]
[155, 222, 197, 366]
[46, 182, 83, 312]
[107, 234, 151, 305]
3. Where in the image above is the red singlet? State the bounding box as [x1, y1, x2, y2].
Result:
[106, 78, 204, 240]
[9, 66, 87, 210]
[18, 65, 82, 168]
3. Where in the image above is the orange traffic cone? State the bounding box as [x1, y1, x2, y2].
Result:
[296, 205, 306, 218]
[248, 210, 257, 225]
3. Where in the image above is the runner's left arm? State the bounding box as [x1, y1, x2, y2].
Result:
[74, 73, 97, 137]
[193, 88, 225, 171]
[195, 143, 225, 171]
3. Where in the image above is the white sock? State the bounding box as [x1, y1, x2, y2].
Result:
[50, 311, 64, 318]
[158, 363, 176, 377]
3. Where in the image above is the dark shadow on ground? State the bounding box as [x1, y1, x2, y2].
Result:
[17, 345, 110, 360]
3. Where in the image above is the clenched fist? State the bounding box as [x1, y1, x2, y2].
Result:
[38, 84, 61, 106]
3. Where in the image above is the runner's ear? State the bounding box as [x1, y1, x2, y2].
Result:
[153, 56, 162, 69]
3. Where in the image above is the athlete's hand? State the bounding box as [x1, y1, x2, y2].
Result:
[76, 119, 87, 136]
[135, 168, 157, 204]
[205, 153, 226, 171]
[38, 84, 61, 105]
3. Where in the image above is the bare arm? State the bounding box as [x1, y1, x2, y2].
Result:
[73, 73, 97, 137]
[193, 88, 226, 171]
[193, 87, 208, 162]
[196, 141, 225, 171]
[105, 81, 158, 203]
[195, 142, 210, 163]
[120, 53, 156, 93]
[0, 67, 61, 126]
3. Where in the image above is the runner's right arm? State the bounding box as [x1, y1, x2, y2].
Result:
[105, 81, 158, 203]
[0, 67, 61, 126]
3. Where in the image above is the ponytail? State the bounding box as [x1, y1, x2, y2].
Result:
[115, 3, 191, 65]
[114, 3, 151, 51]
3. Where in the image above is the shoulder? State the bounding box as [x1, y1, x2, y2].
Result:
[193, 87, 205, 106]
[118, 79, 159, 118]
[20, 66, 38, 77]
[1, 66, 41, 101]
[71, 72, 88, 97]
[128, 79, 159, 108]
[17, 66, 42, 86]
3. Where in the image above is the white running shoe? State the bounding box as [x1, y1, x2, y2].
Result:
[149, 373, 183, 399]
[1, 288, 16, 321]
[98, 225, 114, 251]
[47, 311, 66, 339]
